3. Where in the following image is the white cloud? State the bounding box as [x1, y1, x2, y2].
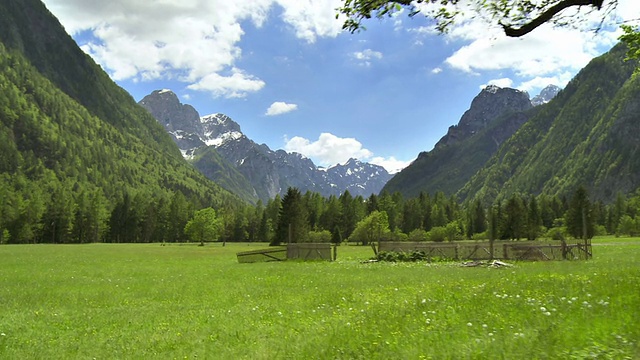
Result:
[266, 102, 298, 116]
[42, 0, 342, 98]
[283, 133, 410, 173]
[275, 0, 343, 43]
[431, 67, 443, 74]
[444, 24, 607, 78]
[410, 0, 632, 87]
[187, 68, 266, 98]
[351, 49, 383, 67]
[516, 73, 573, 93]
[482, 78, 514, 89]
[284, 133, 373, 167]
[370, 156, 412, 174]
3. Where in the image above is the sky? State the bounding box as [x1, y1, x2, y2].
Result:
[41, 0, 638, 173]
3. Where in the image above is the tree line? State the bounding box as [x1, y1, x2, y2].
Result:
[4, 180, 640, 245]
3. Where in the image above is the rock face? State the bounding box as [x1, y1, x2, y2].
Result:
[382, 84, 555, 198]
[531, 85, 562, 106]
[139, 90, 392, 202]
[139, 89, 206, 153]
[435, 85, 532, 149]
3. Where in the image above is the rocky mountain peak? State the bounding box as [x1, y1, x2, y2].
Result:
[435, 86, 532, 148]
[200, 113, 243, 147]
[139, 89, 205, 152]
[139, 91, 392, 201]
[531, 84, 562, 106]
[139, 90, 201, 132]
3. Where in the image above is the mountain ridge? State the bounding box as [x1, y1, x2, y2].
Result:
[385, 42, 639, 204]
[0, 0, 241, 244]
[382, 84, 548, 198]
[139, 90, 392, 202]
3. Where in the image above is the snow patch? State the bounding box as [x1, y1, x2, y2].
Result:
[200, 113, 226, 125]
[180, 149, 195, 160]
[205, 131, 243, 147]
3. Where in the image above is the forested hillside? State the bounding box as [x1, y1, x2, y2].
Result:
[0, 0, 241, 244]
[459, 43, 639, 203]
[385, 42, 639, 204]
[383, 85, 535, 198]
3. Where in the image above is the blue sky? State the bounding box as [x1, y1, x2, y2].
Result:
[42, 0, 637, 173]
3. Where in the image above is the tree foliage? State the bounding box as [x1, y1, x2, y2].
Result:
[349, 210, 390, 246]
[565, 186, 595, 239]
[338, 1, 640, 66]
[339, 1, 622, 36]
[184, 208, 221, 246]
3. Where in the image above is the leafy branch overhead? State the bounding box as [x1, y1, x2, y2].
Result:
[337, 0, 638, 61]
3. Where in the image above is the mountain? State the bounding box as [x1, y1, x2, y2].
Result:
[434, 85, 533, 149]
[137, 90, 256, 202]
[459, 43, 639, 203]
[386, 43, 639, 204]
[139, 90, 392, 202]
[382, 85, 537, 197]
[0, 0, 240, 244]
[531, 84, 562, 106]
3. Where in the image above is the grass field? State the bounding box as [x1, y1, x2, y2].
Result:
[0, 238, 639, 359]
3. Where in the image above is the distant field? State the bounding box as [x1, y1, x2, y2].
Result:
[1, 237, 639, 359]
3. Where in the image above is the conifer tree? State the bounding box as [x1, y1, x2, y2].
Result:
[566, 186, 595, 239]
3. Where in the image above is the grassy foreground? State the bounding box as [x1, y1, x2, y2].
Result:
[0, 238, 639, 359]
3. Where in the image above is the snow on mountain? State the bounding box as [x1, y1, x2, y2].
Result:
[139, 90, 392, 201]
[531, 85, 562, 106]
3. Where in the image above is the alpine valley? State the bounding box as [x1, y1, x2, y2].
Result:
[1, 0, 640, 246]
[139, 90, 392, 203]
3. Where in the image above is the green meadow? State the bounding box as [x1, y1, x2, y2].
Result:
[0, 238, 639, 359]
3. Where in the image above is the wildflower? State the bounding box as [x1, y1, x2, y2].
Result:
[467, 322, 473, 327]
[544, 312, 551, 316]
[540, 306, 547, 312]
[488, 333, 494, 337]
[421, 299, 427, 304]
[482, 324, 488, 329]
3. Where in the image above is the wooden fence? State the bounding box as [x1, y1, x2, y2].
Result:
[236, 246, 287, 263]
[377, 240, 592, 261]
[237, 243, 335, 263]
[286, 243, 335, 261]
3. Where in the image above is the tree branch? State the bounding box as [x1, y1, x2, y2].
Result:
[502, 0, 605, 37]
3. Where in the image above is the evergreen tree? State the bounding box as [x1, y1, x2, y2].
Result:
[165, 192, 193, 243]
[273, 187, 309, 245]
[526, 195, 542, 240]
[503, 193, 526, 240]
[366, 193, 379, 215]
[320, 195, 343, 243]
[401, 197, 423, 234]
[469, 199, 487, 237]
[565, 186, 595, 239]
